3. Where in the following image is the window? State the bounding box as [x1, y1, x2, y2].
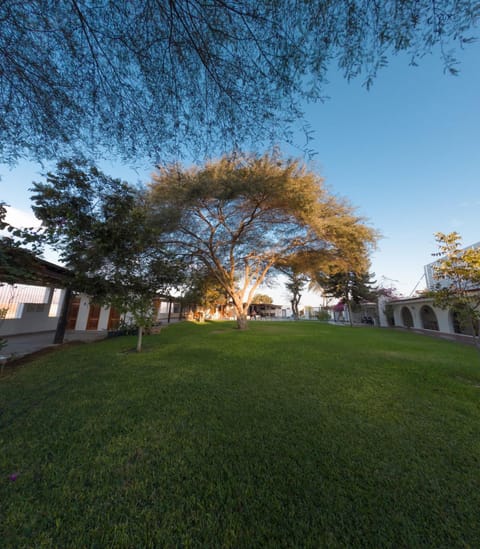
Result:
[48, 289, 64, 317]
[24, 303, 47, 313]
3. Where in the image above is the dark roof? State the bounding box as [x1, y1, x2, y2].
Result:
[0, 243, 72, 286]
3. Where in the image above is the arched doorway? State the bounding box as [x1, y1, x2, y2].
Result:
[401, 307, 414, 328]
[420, 305, 439, 331]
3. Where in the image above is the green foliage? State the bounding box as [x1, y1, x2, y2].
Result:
[0, 237, 41, 284]
[1, 322, 480, 546]
[319, 271, 377, 303]
[431, 232, 480, 350]
[0, 202, 42, 284]
[280, 267, 309, 319]
[251, 293, 273, 304]
[0, 201, 6, 229]
[180, 268, 229, 312]
[150, 152, 377, 329]
[316, 309, 331, 321]
[2, 2, 478, 163]
[315, 270, 377, 325]
[28, 160, 185, 350]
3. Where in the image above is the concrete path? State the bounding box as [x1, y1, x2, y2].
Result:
[1, 330, 108, 360]
[1, 322, 181, 361]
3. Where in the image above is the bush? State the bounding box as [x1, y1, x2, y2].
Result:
[316, 310, 331, 321]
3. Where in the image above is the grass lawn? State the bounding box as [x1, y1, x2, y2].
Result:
[1, 321, 480, 548]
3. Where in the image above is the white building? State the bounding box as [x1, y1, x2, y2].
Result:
[0, 283, 65, 337]
[379, 241, 479, 343]
[424, 241, 480, 291]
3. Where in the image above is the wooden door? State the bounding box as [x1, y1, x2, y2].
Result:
[86, 303, 101, 330]
[108, 307, 121, 330]
[66, 296, 81, 330]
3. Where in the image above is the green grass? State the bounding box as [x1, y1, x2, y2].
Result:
[1, 321, 480, 548]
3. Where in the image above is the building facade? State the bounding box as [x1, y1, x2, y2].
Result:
[378, 240, 479, 343]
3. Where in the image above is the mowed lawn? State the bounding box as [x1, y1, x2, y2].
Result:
[1, 321, 480, 548]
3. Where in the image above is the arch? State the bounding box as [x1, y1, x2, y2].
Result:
[401, 306, 414, 328]
[420, 305, 439, 331]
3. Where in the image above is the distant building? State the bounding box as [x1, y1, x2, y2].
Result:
[379, 241, 479, 342]
[248, 303, 284, 318]
[0, 252, 181, 339]
[0, 283, 66, 337]
[424, 241, 480, 290]
[0, 283, 181, 338]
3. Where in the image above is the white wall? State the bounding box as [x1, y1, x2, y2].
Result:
[0, 313, 59, 336]
[0, 286, 63, 336]
[75, 294, 110, 331]
[385, 296, 475, 337]
[75, 295, 90, 331]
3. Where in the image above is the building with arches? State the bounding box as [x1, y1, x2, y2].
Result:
[378, 241, 479, 343]
[379, 293, 478, 343]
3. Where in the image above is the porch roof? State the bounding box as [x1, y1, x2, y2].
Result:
[0, 245, 72, 287]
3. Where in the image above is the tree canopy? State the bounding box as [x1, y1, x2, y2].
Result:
[149, 152, 377, 329]
[252, 294, 273, 305]
[29, 160, 184, 350]
[315, 270, 377, 326]
[1, 1, 478, 163]
[431, 232, 480, 352]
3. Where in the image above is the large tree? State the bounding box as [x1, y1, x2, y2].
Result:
[29, 160, 183, 351]
[1, 1, 477, 164]
[180, 267, 230, 319]
[149, 152, 377, 329]
[430, 232, 480, 353]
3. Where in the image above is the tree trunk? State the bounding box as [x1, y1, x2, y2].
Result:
[236, 311, 248, 330]
[346, 300, 353, 327]
[291, 296, 300, 320]
[470, 317, 480, 358]
[136, 325, 143, 352]
[53, 287, 72, 344]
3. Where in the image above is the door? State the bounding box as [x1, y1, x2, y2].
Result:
[108, 307, 121, 330]
[86, 303, 101, 330]
[66, 296, 81, 330]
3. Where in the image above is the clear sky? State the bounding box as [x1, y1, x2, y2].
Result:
[1, 40, 479, 307]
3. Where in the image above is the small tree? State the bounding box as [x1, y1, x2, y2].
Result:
[150, 152, 377, 330]
[282, 269, 309, 320]
[431, 232, 480, 353]
[252, 294, 273, 305]
[316, 271, 377, 327]
[29, 160, 183, 352]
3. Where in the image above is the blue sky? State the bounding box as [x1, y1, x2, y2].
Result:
[296, 42, 480, 299]
[1, 40, 479, 306]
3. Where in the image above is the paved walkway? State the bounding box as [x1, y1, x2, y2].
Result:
[1, 330, 107, 359]
[1, 321, 182, 360]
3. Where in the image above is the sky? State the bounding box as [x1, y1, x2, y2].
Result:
[1, 40, 479, 308]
